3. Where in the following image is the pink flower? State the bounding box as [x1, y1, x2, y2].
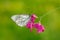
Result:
[30, 14, 38, 22]
[34, 22, 45, 33]
[26, 14, 37, 32]
[26, 21, 33, 32]
[26, 14, 45, 33]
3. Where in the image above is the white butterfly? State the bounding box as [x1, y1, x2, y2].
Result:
[11, 14, 31, 27]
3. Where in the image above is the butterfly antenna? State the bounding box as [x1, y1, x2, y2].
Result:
[39, 7, 60, 23]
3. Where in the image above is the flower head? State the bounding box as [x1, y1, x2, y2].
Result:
[34, 22, 45, 33]
[31, 14, 38, 22]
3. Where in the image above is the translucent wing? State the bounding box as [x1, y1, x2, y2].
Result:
[11, 14, 30, 27]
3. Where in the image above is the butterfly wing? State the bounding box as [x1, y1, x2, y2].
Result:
[11, 14, 30, 27]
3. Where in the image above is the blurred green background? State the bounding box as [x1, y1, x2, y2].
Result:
[0, 0, 60, 40]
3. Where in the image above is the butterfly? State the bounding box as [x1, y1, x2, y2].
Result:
[11, 14, 45, 33]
